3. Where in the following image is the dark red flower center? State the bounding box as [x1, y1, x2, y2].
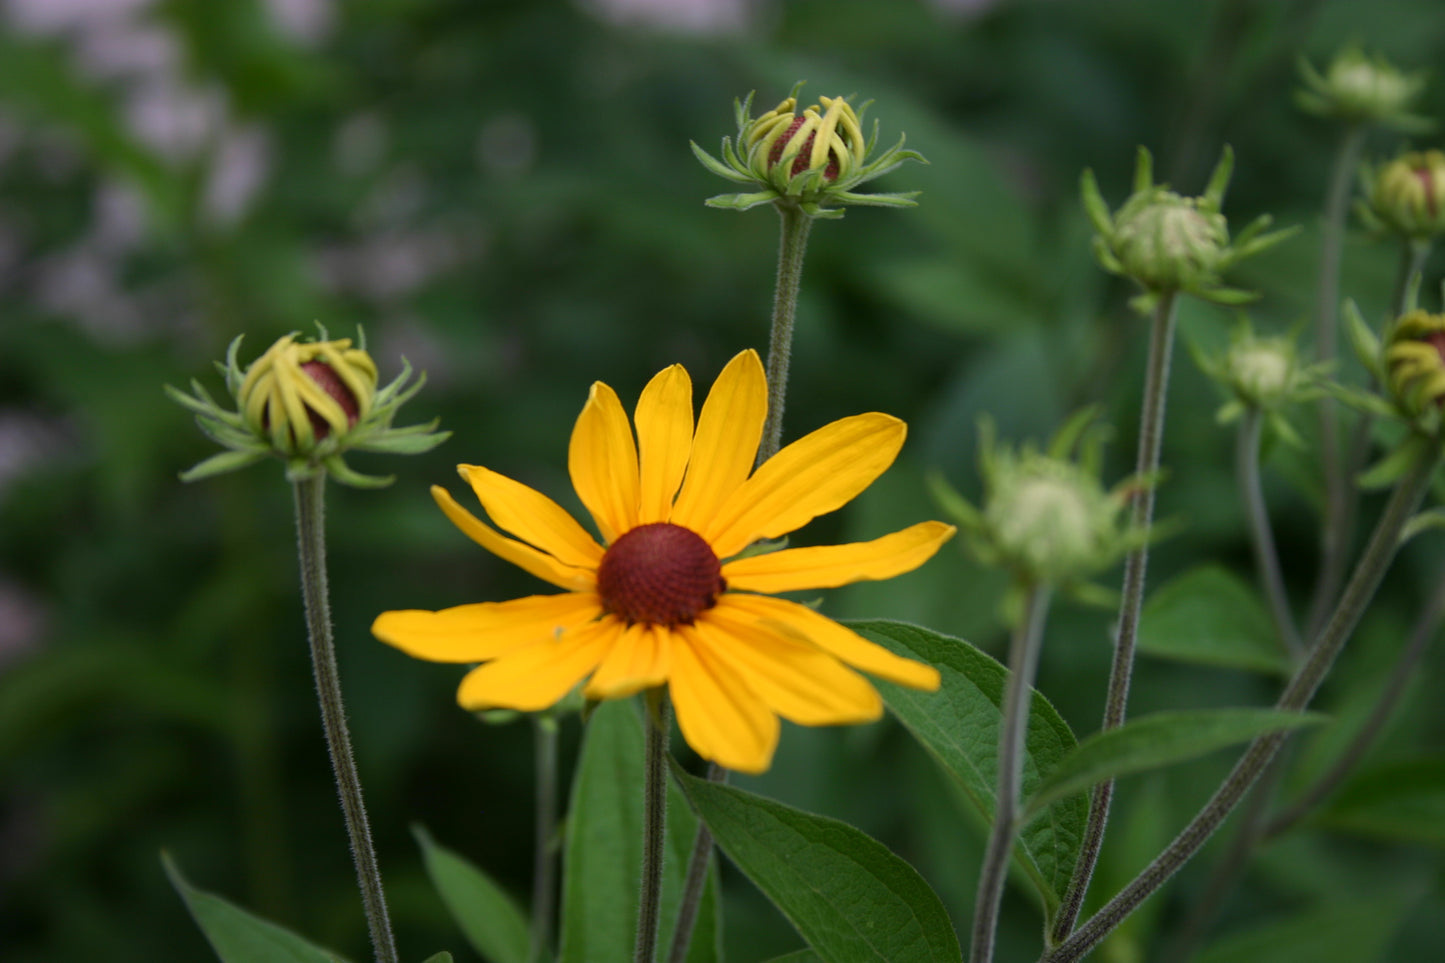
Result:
[1415, 166, 1439, 218]
[596, 523, 725, 626]
[301, 360, 360, 439]
[768, 116, 840, 180]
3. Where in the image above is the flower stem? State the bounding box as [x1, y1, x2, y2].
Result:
[292, 476, 398, 963]
[1039, 437, 1441, 963]
[529, 717, 559, 963]
[1265, 555, 1445, 839]
[971, 585, 1053, 963]
[759, 203, 814, 464]
[1307, 123, 1368, 641]
[665, 761, 726, 963]
[1236, 408, 1302, 658]
[1052, 290, 1179, 942]
[635, 690, 671, 963]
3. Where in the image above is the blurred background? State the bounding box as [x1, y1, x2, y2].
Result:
[3, 0, 1445, 960]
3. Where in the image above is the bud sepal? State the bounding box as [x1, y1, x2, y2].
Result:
[166, 330, 450, 487]
[692, 83, 926, 219]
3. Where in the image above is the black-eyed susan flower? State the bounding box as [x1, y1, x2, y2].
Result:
[372, 349, 952, 774]
[167, 330, 448, 487]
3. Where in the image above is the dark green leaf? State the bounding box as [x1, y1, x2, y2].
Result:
[1195, 894, 1411, 963]
[413, 825, 530, 963]
[1025, 709, 1323, 814]
[850, 619, 1085, 919]
[420, 955, 455, 963]
[760, 953, 825, 963]
[675, 772, 962, 963]
[1314, 755, 1445, 846]
[1137, 566, 1291, 675]
[162, 852, 349, 962]
[558, 700, 720, 963]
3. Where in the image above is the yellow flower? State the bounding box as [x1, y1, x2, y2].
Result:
[372, 350, 952, 773]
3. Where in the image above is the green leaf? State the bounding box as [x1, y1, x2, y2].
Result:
[849, 619, 1085, 919]
[1137, 566, 1291, 675]
[1024, 709, 1323, 815]
[675, 772, 962, 963]
[420, 955, 455, 963]
[1314, 755, 1445, 846]
[760, 953, 824, 963]
[1194, 894, 1411, 963]
[162, 852, 350, 962]
[558, 701, 720, 963]
[413, 825, 530, 963]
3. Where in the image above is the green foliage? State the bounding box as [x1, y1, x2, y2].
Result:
[1136, 566, 1292, 674]
[163, 853, 349, 962]
[1025, 709, 1324, 814]
[413, 825, 530, 963]
[1314, 755, 1445, 846]
[1193, 895, 1412, 963]
[850, 619, 1086, 919]
[675, 771, 962, 963]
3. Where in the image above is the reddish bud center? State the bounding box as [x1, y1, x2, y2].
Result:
[767, 116, 840, 180]
[301, 360, 360, 439]
[1415, 166, 1439, 218]
[596, 523, 725, 626]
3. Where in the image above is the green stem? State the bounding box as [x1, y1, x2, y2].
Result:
[971, 585, 1053, 963]
[759, 203, 814, 464]
[635, 691, 670, 963]
[1039, 438, 1441, 963]
[664, 762, 726, 963]
[1266, 555, 1445, 839]
[1237, 408, 1302, 657]
[1052, 290, 1179, 943]
[529, 718, 559, 963]
[292, 476, 398, 963]
[1308, 124, 1368, 641]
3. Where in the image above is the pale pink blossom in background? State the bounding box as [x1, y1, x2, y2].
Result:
[202, 124, 272, 227]
[0, 574, 47, 669]
[929, 0, 1004, 17]
[333, 113, 389, 176]
[476, 113, 537, 176]
[2, 0, 153, 35]
[71, 19, 179, 82]
[123, 81, 226, 162]
[580, 0, 750, 34]
[261, 0, 335, 46]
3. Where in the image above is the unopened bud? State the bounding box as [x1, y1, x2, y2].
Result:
[1365, 150, 1445, 239]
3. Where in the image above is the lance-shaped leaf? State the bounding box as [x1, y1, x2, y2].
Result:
[413, 826, 530, 963]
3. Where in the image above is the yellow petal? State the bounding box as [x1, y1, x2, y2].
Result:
[635, 364, 694, 524]
[456, 618, 622, 711]
[432, 485, 595, 591]
[458, 464, 604, 569]
[721, 593, 940, 691]
[693, 604, 881, 725]
[705, 413, 906, 559]
[722, 522, 956, 593]
[671, 351, 767, 535]
[584, 623, 672, 699]
[373, 593, 602, 663]
[669, 624, 779, 774]
[569, 382, 640, 544]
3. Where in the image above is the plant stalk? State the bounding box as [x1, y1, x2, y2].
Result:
[292, 476, 398, 963]
[1052, 290, 1179, 942]
[529, 717, 559, 963]
[635, 691, 671, 963]
[665, 761, 726, 963]
[759, 203, 814, 464]
[971, 585, 1053, 963]
[1307, 123, 1368, 640]
[1039, 438, 1441, 963]
[1237, 408, 1303, 657]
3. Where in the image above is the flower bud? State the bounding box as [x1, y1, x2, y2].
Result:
[1363, 150, 1445, 240]
[1224, 336, 1296, 408]
[239, 334, 378, 454]
[692, 83, 926, 218]
[1385, 310, 1445, 416]
[1297, 47, 1431, 132]
[1109, 192, 1229, 292]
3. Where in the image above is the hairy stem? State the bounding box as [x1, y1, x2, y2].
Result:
[1040, 439, 1440, 963]
[529, 718, 559, 963]
[1308, 124, 1368, 640]
[292, 476, 398, 963]
[665, 762, 726, 963]
[1237, 408, 1303, 657]
[1052, 290, 1179, 941]
[1266, 557, 1445, 839]
[635, 692, 671, 963]
[759, 203, 814, 464]
[971, 586, 1053, 963]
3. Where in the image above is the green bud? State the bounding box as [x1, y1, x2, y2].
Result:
[1361, 150, 1445, 240]
[692, 82, 927, 219]
[1385, 309, 1445, 420]
[1296, 46, 1432, 133]
[166, 329, 450, 487]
